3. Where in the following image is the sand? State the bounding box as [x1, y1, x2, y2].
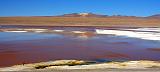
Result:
[0, 60, 160, 71]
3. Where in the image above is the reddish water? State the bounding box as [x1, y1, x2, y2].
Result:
[0, 26, 160, 67]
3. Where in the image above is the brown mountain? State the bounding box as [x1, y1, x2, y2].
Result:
[58, 13, 140, 18]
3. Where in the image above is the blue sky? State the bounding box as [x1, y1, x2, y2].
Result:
[0, 0, 160, 17]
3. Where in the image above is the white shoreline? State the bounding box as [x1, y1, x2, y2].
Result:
[4, 31, 28, 33]
[96, 28, 160, 41]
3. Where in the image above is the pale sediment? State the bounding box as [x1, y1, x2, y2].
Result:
[0, 60, 160, 71]
[96, 28, 160, 41]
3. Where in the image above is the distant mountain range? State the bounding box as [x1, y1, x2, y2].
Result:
[148, 14, 160, 18]
[58, 13, 108, 17]
[58, 13, 160, 18]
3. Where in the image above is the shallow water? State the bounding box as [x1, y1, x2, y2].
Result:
[0, 25, 160, 67]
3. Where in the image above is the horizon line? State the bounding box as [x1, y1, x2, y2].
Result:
[0, 12, 159, 17]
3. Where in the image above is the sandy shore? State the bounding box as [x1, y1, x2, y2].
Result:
[34, 69, 160, 72]
[0, 60, 160, 71]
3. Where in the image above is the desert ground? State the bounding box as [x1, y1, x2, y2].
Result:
[0, 16, 160, 27]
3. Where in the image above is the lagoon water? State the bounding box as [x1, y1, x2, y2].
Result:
[0, 25, 160, 67]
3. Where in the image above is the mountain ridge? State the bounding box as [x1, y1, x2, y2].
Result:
[148, 14, 160, 18]
[56, 13, 159, 18]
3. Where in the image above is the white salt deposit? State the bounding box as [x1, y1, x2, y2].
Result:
[4, 31, 28, 33]
[96, 28, 160, 41]
[24, 29, 47, 31]
[72, 31, 86, 33]
[53, 30, 64, 32]
[124, 28, 160, 32]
